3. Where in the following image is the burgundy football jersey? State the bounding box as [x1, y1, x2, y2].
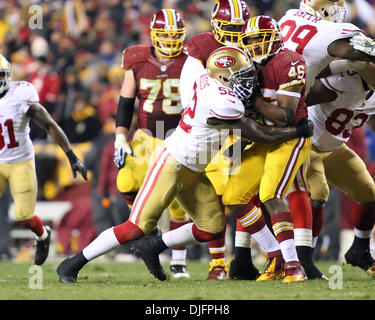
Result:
[183, 32, 222, 67]
[258, 49, 308, 124]
[122, 45, 188, 138]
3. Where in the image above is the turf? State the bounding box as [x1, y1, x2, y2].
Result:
[0, 260, 374, 300]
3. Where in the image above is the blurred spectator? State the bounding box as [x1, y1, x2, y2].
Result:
[59, 93, 102, 143]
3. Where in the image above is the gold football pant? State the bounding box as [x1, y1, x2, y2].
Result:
[307, 144, 375, 203]
[222, 137, 312, 205]
[128, 145, 225, 235]
[0, 158, 37, 221]
[117, 129, 232, 219]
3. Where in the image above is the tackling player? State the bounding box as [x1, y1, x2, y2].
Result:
[278, 0, 375, 278]
[56, 47, 314, 283]
[180, 0, 257, 280]
[112, 8, 191, 279]
[0, 54, 87, 266]
[224, 15, 312, 283]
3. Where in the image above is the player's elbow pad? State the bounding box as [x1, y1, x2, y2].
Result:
[116, 96, 135, 129]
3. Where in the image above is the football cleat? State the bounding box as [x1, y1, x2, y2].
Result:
[344, 243, 374, 271]
[34, 226, 51, 266]
[229, 258, 261, 280]
[206, 258, 228, 280]
[131, 236, 168, 281]
[170, 264, 190, 279]
[56, 257, 79, 283]
[256, 256, 284, 281]
[282, 261, 307, 283]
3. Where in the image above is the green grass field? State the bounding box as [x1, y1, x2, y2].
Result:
[0, 260, 374, 300]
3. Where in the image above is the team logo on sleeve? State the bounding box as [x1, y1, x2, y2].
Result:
[214, 56, 236, 68]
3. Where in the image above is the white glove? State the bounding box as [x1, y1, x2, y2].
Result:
[114, 134, 133, 169]
[350, 33, 375, 56]
[231, 82, 254, 101]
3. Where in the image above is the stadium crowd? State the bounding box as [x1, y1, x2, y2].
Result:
[0, 0, 374, 266]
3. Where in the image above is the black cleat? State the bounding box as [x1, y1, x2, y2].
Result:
[131, 236, 168, 281]
[170, 264, 190, 279]
[34, 226, 51, 265]
[344, 242, 374, 271]
[229, 258, 261, 280]
[56, 257, 78, 283]
[297, 246, 327, 280]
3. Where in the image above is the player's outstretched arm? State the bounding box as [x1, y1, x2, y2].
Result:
[27, 103, 87, 180]
[207, 116, 313, 144]
[328, 38, 375, 63]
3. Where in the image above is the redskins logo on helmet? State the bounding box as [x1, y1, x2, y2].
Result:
[206, 46, 254, 86]
[300, 0, 346, 22]
[240, 16, 284, 65]
[211, 0, 250, 47]
[150, 8, 186, 58]
[0, 55, 11, 95]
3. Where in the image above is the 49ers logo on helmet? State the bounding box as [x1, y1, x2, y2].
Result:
[214, 56, 236, 68]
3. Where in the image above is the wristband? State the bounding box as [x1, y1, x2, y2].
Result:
[116, 96, 135, 129]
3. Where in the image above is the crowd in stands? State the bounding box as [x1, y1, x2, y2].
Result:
[0, 0, 374, 261]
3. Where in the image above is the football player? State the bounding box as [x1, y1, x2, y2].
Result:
[113, 8, 191, 278]
[224, 15, 312, 283]
[277, 0, 375, 278]
[0, 54, 87, 265]
[56, 47, 313, 283]
[180, 0, 257, 280]
[304, 61, 375, 277]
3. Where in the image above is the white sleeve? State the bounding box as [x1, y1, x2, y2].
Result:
[18, 82, 40, 113]
[209, 96, 244, 120]
[180, 56, 204, 109]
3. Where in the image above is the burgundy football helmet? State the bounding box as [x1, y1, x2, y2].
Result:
[150, 8, 186, 58]
[240, 15, 284, 65]
[211, 0, 250, 47]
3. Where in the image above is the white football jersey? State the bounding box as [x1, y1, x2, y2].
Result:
[165, 71, 244, 172]
[279, 9, 361, 94]
[308, 71, 375, 152]
[0, 81, 39, 163]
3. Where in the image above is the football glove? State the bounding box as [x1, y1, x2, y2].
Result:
[295, 118, 314, 138]
[114, 134, 133, 169]
[231, 81, 254, 101]
[350, 33, 375, 57]
[66, 150, 88, 180]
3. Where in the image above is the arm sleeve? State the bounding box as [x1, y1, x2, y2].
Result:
[179, 56, 205, 109]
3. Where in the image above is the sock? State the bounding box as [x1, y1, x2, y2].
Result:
[113, 220, 144, 244]
[170, 218, 189, 264]
[162, 223, 199, 248]
[271, 212, 298, 263]
[288, 191, 313, 248]
[351, 202, 375, 237]
[235, 203, 280, 256]
[208, 237, 226, 261]
[82, 227, 120, 260]
[311, 204, 324, 239]
[19, 215, 45, 237]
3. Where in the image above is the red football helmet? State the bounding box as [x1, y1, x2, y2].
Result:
[211, 0, 250, 47]
[240, 15, 283, 65]
[150, 8, 186, 58]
